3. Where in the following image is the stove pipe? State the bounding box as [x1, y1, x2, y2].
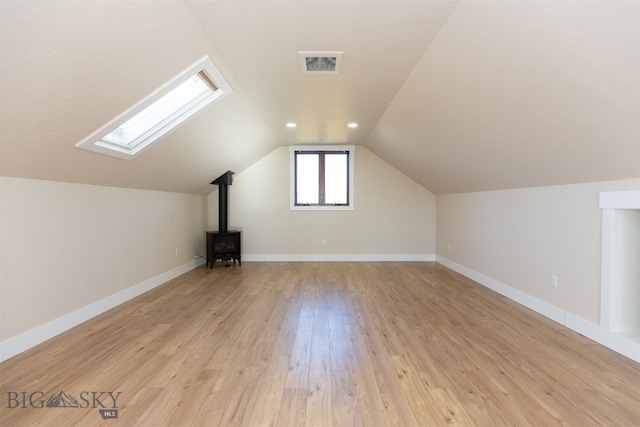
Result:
[211, 171, 235, 233]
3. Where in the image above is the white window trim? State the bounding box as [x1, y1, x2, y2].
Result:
[76, 56, 233, 160]
[290, 145, 355, 211]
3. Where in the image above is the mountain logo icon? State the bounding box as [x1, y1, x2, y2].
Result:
[46, 391, 80, 408]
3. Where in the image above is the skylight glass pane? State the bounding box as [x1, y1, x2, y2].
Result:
[103, 74, 213, 148]
[296, 153, 319, 204]
[325, 153, 348, 204]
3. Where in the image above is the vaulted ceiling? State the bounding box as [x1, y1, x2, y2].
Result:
[1, 0, 638, 195]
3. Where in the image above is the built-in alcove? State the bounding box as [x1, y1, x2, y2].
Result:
[600, 191, 640, 345]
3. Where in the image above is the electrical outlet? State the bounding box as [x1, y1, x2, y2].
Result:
[448, 243, 452, 251]
[322, 239, 327, 246]
[175, 248, 179, 256]
[550, 275, 558, 288]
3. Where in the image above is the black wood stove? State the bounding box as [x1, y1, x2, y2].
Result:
[206, 171, 241, 268]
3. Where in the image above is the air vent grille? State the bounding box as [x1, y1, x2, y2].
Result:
[298, 51, 343, 74]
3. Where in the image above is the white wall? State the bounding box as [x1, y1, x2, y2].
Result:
[436, 179, 640, 325]
[0, 177, 206, 358]
[207, 146, 437, 260]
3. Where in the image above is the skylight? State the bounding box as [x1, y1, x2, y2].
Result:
[76, 56, 232, 160]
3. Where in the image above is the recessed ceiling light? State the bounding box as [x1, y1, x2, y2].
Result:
[286, 122, 297, 128]
[347, 122, 358, 128]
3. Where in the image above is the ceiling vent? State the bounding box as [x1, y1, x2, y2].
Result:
[298, 51, 343, 74]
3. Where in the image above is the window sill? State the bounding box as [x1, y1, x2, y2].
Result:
[290, 204, 354, 211]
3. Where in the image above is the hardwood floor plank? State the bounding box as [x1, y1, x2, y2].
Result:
[276, 388, 308, 427]
[166, 368, 220, 426]
[306, 335, 332, 427]
[284, 309, 313, 389]
[365, 350, 419, 426]
[246, 355, 290, 427]
[389, 354, 454, 426]
[344, 324, 392, 426]
[328, 324, 349, 372]
[330, 369, 360, 427]
[1, 262, 638, 426]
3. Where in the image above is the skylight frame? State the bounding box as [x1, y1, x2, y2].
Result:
[76, 56, 233, 160]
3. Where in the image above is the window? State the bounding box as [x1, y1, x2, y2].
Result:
[76, 56, 232, 160]
[290, 145, 354, 210]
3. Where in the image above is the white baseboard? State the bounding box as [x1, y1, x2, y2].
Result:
[564, 313, 640, 362]
[436, 256, 639, 363]
[0, 259, 206, 363]
[243, 254, 436, 262]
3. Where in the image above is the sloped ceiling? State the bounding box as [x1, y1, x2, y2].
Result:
[368, 0, 640, 194]
[1, 0, 638, 195]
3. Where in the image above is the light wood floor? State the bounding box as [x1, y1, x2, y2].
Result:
[1, 262, 638, 426]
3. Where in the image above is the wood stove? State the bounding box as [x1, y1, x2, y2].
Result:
[206, 171, 241, 268]
[206, 230, 241, 268]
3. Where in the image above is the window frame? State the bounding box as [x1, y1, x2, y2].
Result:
[290, 145, 355, 211]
